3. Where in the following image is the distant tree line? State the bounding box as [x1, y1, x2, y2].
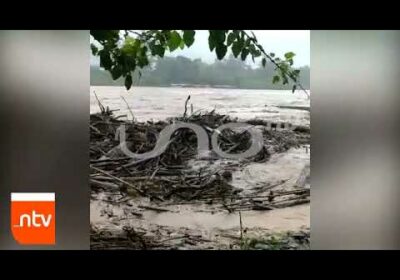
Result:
[90, 55, 310, 90]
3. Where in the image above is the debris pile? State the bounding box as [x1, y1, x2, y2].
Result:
[90, 223, 310, 250]
[90, 102, 310, 250]
[90, 109, 309, 202]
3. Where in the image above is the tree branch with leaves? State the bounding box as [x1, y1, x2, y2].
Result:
[90, 30, 309, 98]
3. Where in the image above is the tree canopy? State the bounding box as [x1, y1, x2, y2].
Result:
[90, 30, 308, 96]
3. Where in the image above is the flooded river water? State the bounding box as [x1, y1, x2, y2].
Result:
[90, 86, 310, 126]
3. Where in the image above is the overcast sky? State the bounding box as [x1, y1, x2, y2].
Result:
[91, 30, 310, 67]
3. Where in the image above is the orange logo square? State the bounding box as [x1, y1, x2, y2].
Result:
[11, 193, 56, 245]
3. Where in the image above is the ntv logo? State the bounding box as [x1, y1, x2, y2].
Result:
[14, 211, 52, 228]
[11, 193, 56, 245]
[115, 121, 295, 160]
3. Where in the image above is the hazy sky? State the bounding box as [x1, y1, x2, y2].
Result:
[91, 30, 310, 67]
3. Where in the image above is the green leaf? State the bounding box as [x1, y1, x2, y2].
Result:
[99, 50, 112, 70]
[282, 74, 289, 85]
[232, 40, 243, 58]
[215, 44, 227, 60]
[179, 39, 185, 50]
[262, 58, 266, 67]
[249, 44, 255, 52]
[149, 41, 155, 54]
[293, 69, 300, 76]
[150, 44, 165, 58]
[284, 52, 295, 60]
[292, 85, 297, 93]
[124, 36, 136, 45]
[272, 75, 280, 84]
[208, 36, 216, 51]
[210, 30, 226, 44]
[90, 44, 98, 56]
[137, 54, 149, 68]
[125, 55, 136, 71]
[162, 30, 172, 40]
[227, 32, 236, 46]
[168, 31, 182, 52]
[249, 45, 261, 58]
[140, 46, 147, 55]
[121, 37, 139, 58]
[125, 74, 133, 90]
[256, 43, 265, 53]
[183, 30, 195, 47]
[110, 66, 122, 80]
[90, 30, 119, 43]
[241, 48, 249, 61]
[156, 31, 167, 44]
[270, 52, 275, 58]
[252, 49, 261, 57]
[279, 62, 288, 71]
